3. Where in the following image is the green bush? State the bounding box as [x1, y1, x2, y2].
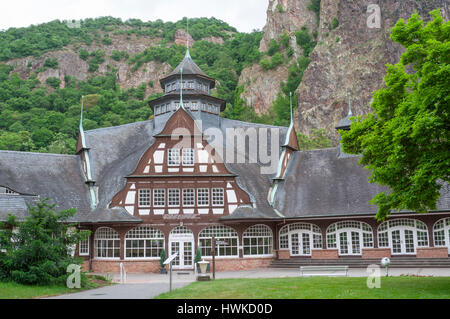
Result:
[43, 57, 58, 69]
[79, 49, 89, 61]
[0, 199, 90, 286]
[267, 39, 280, 56]
[331, 17, 339, 30]
[159, 249, 166, 269]
[45, 76, 61, 89]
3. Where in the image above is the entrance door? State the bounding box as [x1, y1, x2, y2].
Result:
[338, 231, 361, 255]
[170, 240, 194, 269]
[290, 232, 311, 256]
[390, 229, 416, 255]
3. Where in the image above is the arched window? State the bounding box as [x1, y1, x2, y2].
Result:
[378, 218, 428, 255]
[243, 225, 273, 256]
[125, 226, 164, 259]
[94, 227, 120, 259]
[198, 225, 238, 257]
[327, 221, 373, 256]
[433, 218, 450, 252]
[279, 223, 322, 256]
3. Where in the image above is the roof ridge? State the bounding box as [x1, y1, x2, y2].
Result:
[85, 119, 154, 134]
[0, 150, 78, 158]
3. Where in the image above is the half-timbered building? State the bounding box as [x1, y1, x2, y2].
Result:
[1, 49, 449, 273]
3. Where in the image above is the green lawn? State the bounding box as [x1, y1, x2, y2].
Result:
[155, 276, 450, 299]
[0, 275, 112, 299]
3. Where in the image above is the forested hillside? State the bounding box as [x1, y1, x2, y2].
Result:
[0, 17, 268, 153]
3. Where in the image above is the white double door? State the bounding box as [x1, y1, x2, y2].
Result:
[389, 228, 416, 255]
[337, 230, 361, 256]
[169, 237, 194, 269]
[290, 232, 312, 256]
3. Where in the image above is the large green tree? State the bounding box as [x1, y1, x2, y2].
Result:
[341, 10, 449, 221]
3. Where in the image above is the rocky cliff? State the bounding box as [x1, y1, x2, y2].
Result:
[240, 0, 449, 143]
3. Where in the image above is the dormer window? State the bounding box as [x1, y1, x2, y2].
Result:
[1, 187, 18, 195]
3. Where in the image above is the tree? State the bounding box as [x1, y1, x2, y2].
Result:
[0, 199, 89, 285]
[341, 10, 449, 221]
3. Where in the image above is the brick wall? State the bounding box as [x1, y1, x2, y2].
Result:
[362, 248, 391, 259]
[203, 257, 274, 272]
[311, 249, 338, 259]
[416, 247, 449, 258]
[277, 250, 290, 259]
[92, 260, 161, 273]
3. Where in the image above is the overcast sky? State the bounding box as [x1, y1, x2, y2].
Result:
[0, 0, 269, 33]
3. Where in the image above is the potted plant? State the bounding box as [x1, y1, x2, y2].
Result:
[194, 248, 203, 273]
[159, 248, 167, 274]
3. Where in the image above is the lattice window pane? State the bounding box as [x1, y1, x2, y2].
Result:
[138, 189, 151, 207]
[434, 230, 446, 246]
[153, 189, 166, 207]
[212, 188, 224, 206]
[182, 148, 194, 166]
[168, 149, 180, 166]
[168, 189, 180, 207]
[197, 188, 210, 206]
[182, 189, 195, 207]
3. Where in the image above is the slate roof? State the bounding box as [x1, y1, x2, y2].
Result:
[82, 111, 288, 221]
[273, 147, 450, 218]
[0, 151, 90, 221]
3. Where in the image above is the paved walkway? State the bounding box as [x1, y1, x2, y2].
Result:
[47, 267, 450, 299]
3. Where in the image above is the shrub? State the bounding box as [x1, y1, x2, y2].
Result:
[43, 57, 58, 69]
[159, 249, 167, 268]
[331, 17, 339, 30]
[46, 77, 61, 89]
[0, 199, 90, 286]
[79, 49, 89, 61]
[267, 39, 280, 56]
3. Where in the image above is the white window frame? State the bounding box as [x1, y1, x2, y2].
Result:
[138, 189, 151, 207]
[182, 148, 194, 166]
[125, 226, 165, 260]
[153, 189, 166, 207]
[326, 221, 373, 256]
[198, 225, 239, 258]
[79, 233, 90, 256]
[212, 188, 224, 207]
[94, 227, 120, 260]
[168, 149, 180, 166]
[279, 223, 322, 256]
[168, 188, 180, 207]
[243, 225, 273, 257]
[197, 188, 210, 207]
[182, 188, 195, 207]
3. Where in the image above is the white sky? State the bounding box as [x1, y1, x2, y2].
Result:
[0, 0, 269, 33]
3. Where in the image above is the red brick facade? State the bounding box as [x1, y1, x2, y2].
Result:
[416, 247, 449, 258]
[311, 249, 339, 259]
[362, 248, 391, 259]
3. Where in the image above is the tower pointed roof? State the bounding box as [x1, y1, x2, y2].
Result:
[160, 49, 215, 87]
[336, 92, 354, 131]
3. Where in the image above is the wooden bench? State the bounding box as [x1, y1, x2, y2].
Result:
[300, 265, 349, 277]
